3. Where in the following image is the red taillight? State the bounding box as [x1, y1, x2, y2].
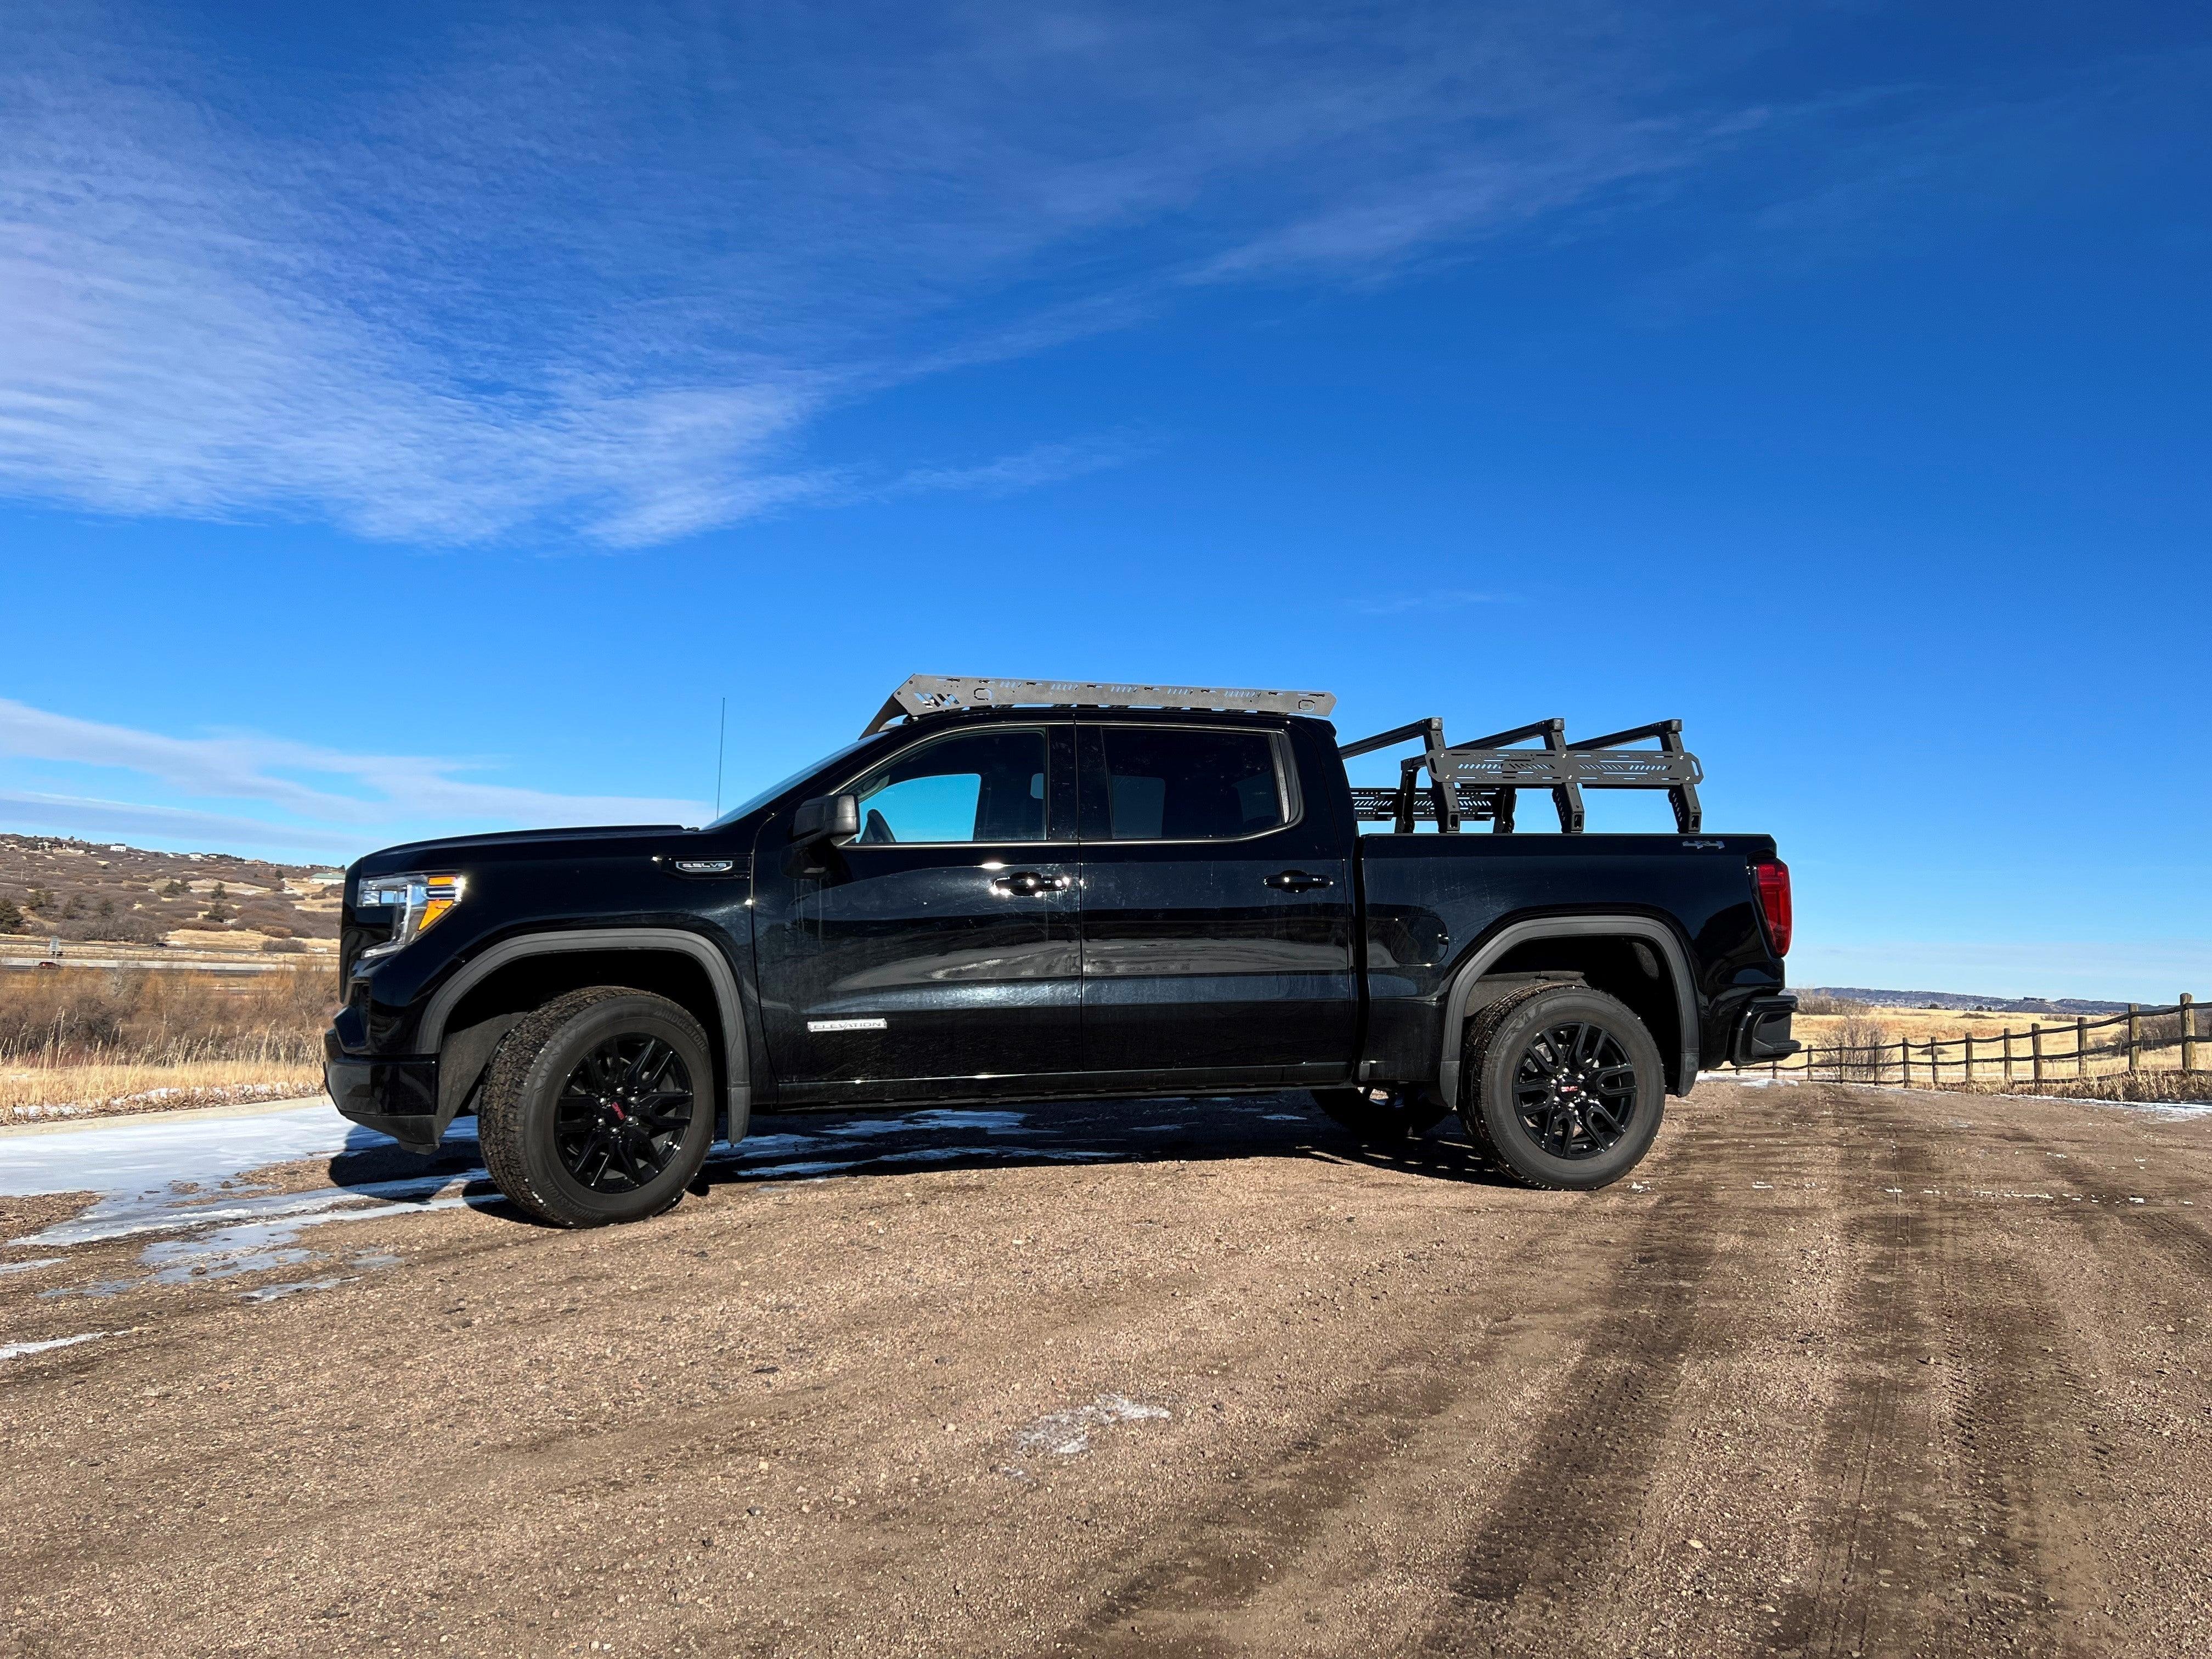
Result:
[1753, 859, 1792, 957]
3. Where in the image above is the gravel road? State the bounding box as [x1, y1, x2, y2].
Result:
[2, 1080, 2208, 1657]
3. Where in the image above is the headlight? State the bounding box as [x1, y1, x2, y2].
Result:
[354, 872, 466, 961]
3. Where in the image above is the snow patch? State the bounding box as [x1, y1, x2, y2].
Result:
[1, 1329, 114, 1360]
[1015, 1393, 1171, 1457]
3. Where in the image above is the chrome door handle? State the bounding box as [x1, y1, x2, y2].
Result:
[991, 871, 1068, 896]
[1263, 870, 1333, 892]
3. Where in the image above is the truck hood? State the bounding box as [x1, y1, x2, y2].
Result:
[352, 823, 690, 873]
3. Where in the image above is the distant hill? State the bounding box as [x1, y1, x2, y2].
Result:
[1802, 986, 2131, 1016]
[0, 834, 342, 949]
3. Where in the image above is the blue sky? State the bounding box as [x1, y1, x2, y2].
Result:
[1, 1, 2206, 1000]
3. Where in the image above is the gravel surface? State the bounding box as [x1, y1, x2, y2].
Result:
[1, 1080, 2208, 1657]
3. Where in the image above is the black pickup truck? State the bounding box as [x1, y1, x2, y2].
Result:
[326, 676, 1796, 1227]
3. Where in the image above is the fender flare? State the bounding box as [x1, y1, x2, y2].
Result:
[1434, 915, 1699, 1104]
[421, 927, 752, 1136]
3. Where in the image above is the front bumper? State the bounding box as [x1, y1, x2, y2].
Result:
[1731, 995, 1801, 1065]
[325, 1031, 441, 1154]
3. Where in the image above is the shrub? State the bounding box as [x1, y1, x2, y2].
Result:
[0, 965, 334, 1064]
[0, 897, 22, 932]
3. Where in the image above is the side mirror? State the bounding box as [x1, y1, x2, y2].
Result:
[789, 793, 860, 845]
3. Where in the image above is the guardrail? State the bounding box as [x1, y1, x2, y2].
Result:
[1732, 995, 2203, 1088]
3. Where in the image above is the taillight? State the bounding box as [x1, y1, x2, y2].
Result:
[1753, 859, 1792, 957]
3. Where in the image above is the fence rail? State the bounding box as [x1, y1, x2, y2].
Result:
[1723, 994, 2203, 1088]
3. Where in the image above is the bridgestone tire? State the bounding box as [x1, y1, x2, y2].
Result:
[477, 986, 716, 1228]
[1312, 1086, 1453, 1144]
[1459, 983, 1665, 1191]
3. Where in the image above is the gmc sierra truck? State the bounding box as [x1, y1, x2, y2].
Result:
[326, 676, 1797, 1227]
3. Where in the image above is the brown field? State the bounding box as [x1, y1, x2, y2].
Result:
[0, 964, 334, 1121]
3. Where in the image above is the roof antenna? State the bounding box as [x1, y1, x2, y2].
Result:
[713, 697, 727, 818]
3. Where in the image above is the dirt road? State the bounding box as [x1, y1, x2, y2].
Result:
[3, 1080, 2208, 1657]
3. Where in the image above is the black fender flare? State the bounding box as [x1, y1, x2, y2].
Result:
[421, 927, 752, 1139]
[1434, 915, 1699, 1103]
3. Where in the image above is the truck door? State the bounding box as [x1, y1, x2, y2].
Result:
[752, 724, 1084, 1103]
[1076, 721, 1357, 1088]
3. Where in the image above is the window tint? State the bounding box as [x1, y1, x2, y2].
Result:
[851, 729, 1047, 844]
[1098, 727, 1286, 840]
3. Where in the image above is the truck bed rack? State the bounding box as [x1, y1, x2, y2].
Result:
[864, 675, 1336, 734]
[1339, 716, 1702, 834]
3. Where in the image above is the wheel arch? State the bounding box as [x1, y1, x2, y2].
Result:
[423, 929, 752, 1139]
[1436, 915, 1697, 1102]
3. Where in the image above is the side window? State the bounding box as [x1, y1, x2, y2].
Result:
[1097, 727, 1287, 841]
[851, 729, 1047, 844]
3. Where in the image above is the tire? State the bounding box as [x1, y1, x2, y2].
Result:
[1459, 983, 1664, 1191]
[1312, 1085, 1453, 1144]
[477, 986, 717, 1227]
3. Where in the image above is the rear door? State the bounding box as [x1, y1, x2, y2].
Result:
[1076, 721, 1357, 1088]
[752, 723, 1084, 1102]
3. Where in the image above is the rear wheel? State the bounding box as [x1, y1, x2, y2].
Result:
[477, 987, 716, 1227]
[1460, 984, 1664, 1190]
[1312, 1084, 1453, 1144]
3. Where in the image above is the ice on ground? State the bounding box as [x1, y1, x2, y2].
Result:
[1, 1329, 114, 1360]
[239, 1276, 354, 1304]
[1016, 1393, 1171, 1457]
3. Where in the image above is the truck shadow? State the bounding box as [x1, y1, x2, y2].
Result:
[697, 1090, 1520, 1195]
[318, 1092, 1523, 1222]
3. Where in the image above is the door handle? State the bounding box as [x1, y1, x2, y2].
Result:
[1264, 870, 1334, 892]
[991, 871, 1068, 897]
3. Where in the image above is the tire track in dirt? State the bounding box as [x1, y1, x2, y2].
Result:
[1053, 1143, 1735, 1658]
[1778, 1096, 2111, 1659]
[1410, 1162, 1731, 1657]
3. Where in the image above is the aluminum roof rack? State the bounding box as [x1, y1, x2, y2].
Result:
[862, 675, 1338, 735]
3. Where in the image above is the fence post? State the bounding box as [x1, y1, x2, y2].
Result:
[1965, 1031, 1976, 1087]
[2032, 1022, 2044, 1086]
[2075, 1015, 2087, 1077]
[2003, 1027, 2015, 1085]
[2184, 993, 2198, 1073]
[1900, 1037, 1910, 1087]
[2128, 1004, 2141, 1073]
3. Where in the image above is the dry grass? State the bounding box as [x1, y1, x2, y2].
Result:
[1995, 1070, 2212, 1105]
[0, 966, 334, 1120]
[0, 1058, 325, 1122]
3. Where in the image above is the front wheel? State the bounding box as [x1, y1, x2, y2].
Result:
[477, 987, 717, 1227]
[1460, 984, 1664, 1190]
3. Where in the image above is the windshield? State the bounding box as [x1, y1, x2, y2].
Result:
[705, 738, 873, 830]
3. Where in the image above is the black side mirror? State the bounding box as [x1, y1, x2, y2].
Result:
[789, 793, 860, 845]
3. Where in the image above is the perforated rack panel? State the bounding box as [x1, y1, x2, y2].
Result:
[864, 675, 1337, 734]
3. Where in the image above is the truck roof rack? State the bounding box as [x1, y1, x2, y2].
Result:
[862, 675, 1338, 735]
[1339, 716, 1702, 834]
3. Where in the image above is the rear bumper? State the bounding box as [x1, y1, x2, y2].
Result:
[1732, 995, 1800, 1064]
[324, 1033, 441, 1154]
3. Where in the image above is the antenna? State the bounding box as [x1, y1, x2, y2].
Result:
[713, 697, 727, 817]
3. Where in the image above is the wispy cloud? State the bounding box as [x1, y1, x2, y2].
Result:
[0, 3, 1735, 548]
[0, 697, 704, 857]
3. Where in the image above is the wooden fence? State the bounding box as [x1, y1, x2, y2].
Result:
[1732, 995, 2203, 1088]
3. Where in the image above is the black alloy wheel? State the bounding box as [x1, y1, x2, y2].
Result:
[476, 986, 718, 1227]
[1460, 983, 1665, 1192]
[552, 1034, 696, 1193]
[1510, 1020, 1639, 1160]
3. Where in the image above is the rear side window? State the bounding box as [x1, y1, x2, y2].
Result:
[1096, 727, 1286, 841]
[851, 729, 1047, 844]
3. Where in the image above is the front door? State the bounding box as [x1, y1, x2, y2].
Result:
[753, 724, 1082, 1103]
[1076, 721, 1357, 1088]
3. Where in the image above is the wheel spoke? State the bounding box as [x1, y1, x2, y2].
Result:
[552, 1032, 695, 1193]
